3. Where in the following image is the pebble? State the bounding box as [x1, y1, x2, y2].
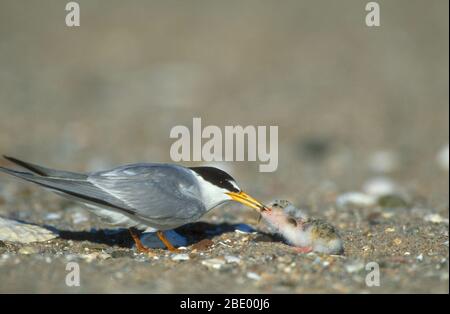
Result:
[171, 253, 190, 261]
[393, 238, 402, 246]
[345, 261, 365, 273]
[234, 224, 256, 234]
[0, 217, 58, 243]
[416, 254, 424, 262]
[224, 255, 241, 264]
[336, 192, 376, 208]
[424, 214, 449, 224]
[201, 258, 226, 270]
[363, 177, 398, 197]
[246, 272, 261, 281]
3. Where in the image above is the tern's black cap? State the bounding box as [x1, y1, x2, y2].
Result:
[189, 167, 240, 192]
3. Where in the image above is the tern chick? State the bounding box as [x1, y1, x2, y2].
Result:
[0, 156, 268, 254]
[261, 200, 344, 255]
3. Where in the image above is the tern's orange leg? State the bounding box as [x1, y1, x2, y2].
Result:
[129, 228, 155, 256]
[157, 231, 181, 253]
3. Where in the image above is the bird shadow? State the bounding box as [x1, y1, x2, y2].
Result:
[57, 221, 279, 249]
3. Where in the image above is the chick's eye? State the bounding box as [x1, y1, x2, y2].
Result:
[286, 217, 297, 227]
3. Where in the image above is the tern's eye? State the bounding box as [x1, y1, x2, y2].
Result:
[286, 217, 297, 227]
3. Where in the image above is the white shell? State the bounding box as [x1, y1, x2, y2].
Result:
[0, 217, 58, 243]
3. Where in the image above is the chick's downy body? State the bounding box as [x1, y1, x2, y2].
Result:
[261, 200, 344, 255]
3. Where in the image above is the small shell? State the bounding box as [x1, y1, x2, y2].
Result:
[0, 217, 58, 243]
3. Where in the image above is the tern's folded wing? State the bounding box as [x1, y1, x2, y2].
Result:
[88, 164, 206, 222]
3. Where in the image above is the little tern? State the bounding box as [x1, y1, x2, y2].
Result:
[0, 156, 268, 254]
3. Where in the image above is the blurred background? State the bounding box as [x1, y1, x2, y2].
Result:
[0, 0, 448, 200]
[0, 0, 448, 293]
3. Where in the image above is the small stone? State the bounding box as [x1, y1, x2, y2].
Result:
[424, 214, 449, 224]
[363, 177, 398, 197]
[385, 227, 396, 233]
[201, 258, 225, 270]
[246, 272, 261, 281]
[393, 238, 402, 246]
[171, 253, 190, 261]
[345, 261, 365, 273]
[336, 192, 376, 208]
[234, 224, 256, 234]
[416, 254, 424, 262]
[224, 255, 241, 264]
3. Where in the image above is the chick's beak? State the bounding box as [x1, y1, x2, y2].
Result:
[226, 191, 269, 212]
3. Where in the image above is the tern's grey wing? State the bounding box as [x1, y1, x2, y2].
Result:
[88, 164, 206, 226]
[0, 166, 134, 213]
[3, 156, 87, 179]
[0, 162, 206, 229]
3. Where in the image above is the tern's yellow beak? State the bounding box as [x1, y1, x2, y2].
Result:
[226, 191, 268, 212]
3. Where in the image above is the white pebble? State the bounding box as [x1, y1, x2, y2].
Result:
[336, 192, 376, 208]
[424, 214, 449, 224]
[171, 253, 190, 261]
[345, 261, 365, 273]
[362, 177, 398, 197]
[224, 255, 241, 264]
[234, 224, 256, 234]
[246, 272, 261, 281]
[201, 258, 226, 270]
